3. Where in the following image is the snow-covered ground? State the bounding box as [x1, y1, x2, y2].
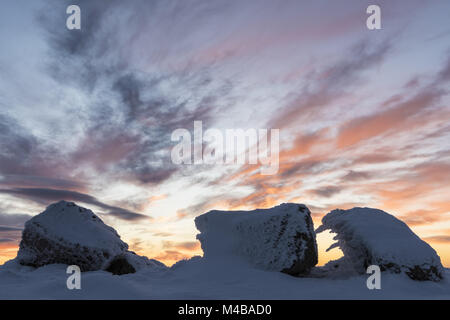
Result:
[0, 258, 449, 299]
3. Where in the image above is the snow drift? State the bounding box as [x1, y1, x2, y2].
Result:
[195, 203, 318, 275]
[16, 201, 165, 274]
[316, 207, 444, 281]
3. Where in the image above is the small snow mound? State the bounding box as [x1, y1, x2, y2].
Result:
[195, 203, 318, 275]
[17, 201, 126, 272]
[316, 207, 444, 281]
[118, 251, 167, 273]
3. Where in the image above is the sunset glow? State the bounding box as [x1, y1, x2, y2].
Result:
[1, 0, 449, 269]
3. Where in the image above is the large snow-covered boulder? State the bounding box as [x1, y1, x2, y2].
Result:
[316, 207, 444, 281]
[195, 203, 318, 275]
[16, 201, 161, 274]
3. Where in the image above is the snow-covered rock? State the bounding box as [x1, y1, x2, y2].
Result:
[107, 251, 167, 275]
[195, 203, 318, 275]
[316, 207, 444, 281]
[17, 201, 137, 273]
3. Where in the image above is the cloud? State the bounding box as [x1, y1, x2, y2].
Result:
[176, 196, 226, 220]
[336, 54, 450, 150]
[424, 235, 450, 243]
[336, 88, 443, 149]
[399, 209, 445, 226]
[0, 238, 15, 243]
[352, 153, 397, 164]
[0, 226, 22, 232]
[311, 186, 342, 198]
[0, 213, 32, 227]
[0, 241, 20, 264]
[33, 0, 232, 187]
[279, 159, 325, 179]
[152, 232, 173, 237]
[0, 114, 49, 176]
[0, 174, 83, 190]
[163, 241, 201, 252]
[0, 188, 149, 221]
[278, 129, 331, 161]
[0, 213, 24, 247]
[128, 238, 145, 253]
[0, 113, 87, 195]
[437, 55, 450, 83]
[343, 170, 372, 181]
[271, 39, 391, 129]
[153, 250, 191, 265]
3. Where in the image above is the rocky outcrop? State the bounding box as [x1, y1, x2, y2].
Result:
[316, 207, 444, 281]
[15, 201, 443, 282]
[195, 203, 318, 276]
[16, 201, 166, 274]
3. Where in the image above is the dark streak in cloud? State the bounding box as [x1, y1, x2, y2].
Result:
[0, 226, 22, 232]
[279, 160, 324, 178]
[0, 238, 15, 243]
[436, 55, 450, 83]
[153, 232, 173, 237]
[0, 188, 149, 221]
[312, 186, 342, 198]
[353, 153, 397, 164]
[163, 240, 200, 251]
[0, 212, 24, 245]
[0, 174, 83, 190]
[0, 213, 32, 227]
[343, 170, 371, 181]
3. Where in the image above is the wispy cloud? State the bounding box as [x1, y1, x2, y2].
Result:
[0, 188, 149, 221]
[424, 235, 450, 243]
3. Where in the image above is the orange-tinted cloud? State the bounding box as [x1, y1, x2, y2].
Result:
[0, 242, 19, 265]
[271, 40, 391, 129]
[278, 129, 331, 161]
[163, 241, 201, 252]
[399, 209, 446, 227]
[352, 153, 397, 164]
[423, 235, 450, 243]
[153, 250, 192, 266]
[337, 90, 442, 149]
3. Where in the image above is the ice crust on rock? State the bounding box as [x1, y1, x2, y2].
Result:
[316, 207, 444, 281]
[195, 203, 318, 275]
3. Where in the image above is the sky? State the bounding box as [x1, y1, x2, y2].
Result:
[0, 0, 450, 267]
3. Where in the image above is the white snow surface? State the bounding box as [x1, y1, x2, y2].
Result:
[24, 201, 127, 252]
[316, 207, 444, 277]
[0, 258, 449, 299]
[195, 203, 316, 272]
